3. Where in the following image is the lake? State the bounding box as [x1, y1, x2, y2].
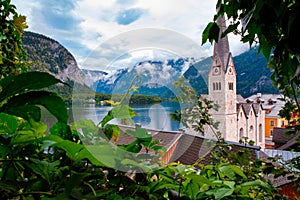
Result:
[42, 102, 183, 131]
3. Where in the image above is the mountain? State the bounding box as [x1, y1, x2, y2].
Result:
[22, 31, 85, 85]
[22, 31, 278, 99]
[82, 58, 206, 99]
[83, 49, 278, 98]
[234, 48, 278, 97]
[22, 31, 95, 103]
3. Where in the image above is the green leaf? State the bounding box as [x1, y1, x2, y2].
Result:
[103, 124, 120, 142]
[121, 140, 142, 153]
[0, 72, 65, 102]
[186, 174, 214, 187]
[125, 126, 151, 142]
[85, 144, 120, 168]
[72, 119, 99, 135]
[222, 22, 240, 36]
[4, 91, 68, 123]
[219, 165, 236, 179]
[229, 165, 247, 180]
[100, 110, 114, 127]
[41, 134, 85, 161]
[240, 180, 270, 189]
[11, 120, 47, 144]
[121, 158, 151, 172]
[26, 158, 60, 184]
[0, 113, 18, 135]
[52, 140, 85, 161]
[111, 104, 137, 119]
[202, 22, 220, 45]
[76, 148, 104, 166]
[4, 105, 41, 122]
[214, 187, 234, 199]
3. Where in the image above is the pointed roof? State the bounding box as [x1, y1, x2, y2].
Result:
[213, 14, 230, 69]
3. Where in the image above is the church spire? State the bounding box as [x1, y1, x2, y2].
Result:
[213, 14, 230, 69]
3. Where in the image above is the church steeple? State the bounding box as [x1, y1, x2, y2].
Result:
[207, 12, 237, 141]
[213, 15, 230, 70]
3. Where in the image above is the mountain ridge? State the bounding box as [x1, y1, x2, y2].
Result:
[22, 31, 278, 99]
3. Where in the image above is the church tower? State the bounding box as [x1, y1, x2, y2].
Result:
[208, 14, 237, 141]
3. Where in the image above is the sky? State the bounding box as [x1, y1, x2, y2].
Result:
[12, 0, 249, 71]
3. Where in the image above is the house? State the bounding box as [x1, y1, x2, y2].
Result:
[246, 93, 299, 148]
[116, 124, 299, 199]
[272, 127, 300, 151]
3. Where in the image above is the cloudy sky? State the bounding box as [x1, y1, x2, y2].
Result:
[12, 0, 249, 70]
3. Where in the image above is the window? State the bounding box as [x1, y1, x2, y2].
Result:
[213, 82, 221, 90]
[239, 128, 244, 139]
[270, 120, 274, 126]
[259, 124, 263, 142]
[228, 82, 233, 90]
[270, 130, 273, 136]
[249, 126, 254, 135]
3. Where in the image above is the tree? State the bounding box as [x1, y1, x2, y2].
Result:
[0, 0, 29, 77]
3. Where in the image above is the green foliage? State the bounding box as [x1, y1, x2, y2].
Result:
[0, 0, 28, 77]
[171, 76, 219, 135]
[0, 72, 68, 123]
[0, 1, 290, 199]
[203, 0, 300, 192]
[202, 0, 300, 123]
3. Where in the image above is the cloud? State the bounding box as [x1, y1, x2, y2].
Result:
[116, 8, 145, 25]
[11, 0, 248, 70]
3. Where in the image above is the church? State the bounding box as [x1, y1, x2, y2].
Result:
[200, 14, 265, 148]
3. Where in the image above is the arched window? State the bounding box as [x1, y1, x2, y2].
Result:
[213, 83, 215, 90]
[249, 125, 254, 138]
[239, 128, 244, 139]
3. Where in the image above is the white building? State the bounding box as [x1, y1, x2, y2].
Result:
[200, 14, 265, 148]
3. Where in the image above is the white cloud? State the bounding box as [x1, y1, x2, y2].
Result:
[12, 0, 248, 70]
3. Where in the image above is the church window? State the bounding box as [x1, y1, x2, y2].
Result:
[239, 128, 244, 139]
[213, 82, 222, 90]
[270, 120, 274, 126]
[249, 126, 254, 137]
[259, 124, 263, 142]
[228, 82, 233, 90]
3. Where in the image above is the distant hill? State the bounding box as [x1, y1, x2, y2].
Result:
[234, 48, 278, 97]
[22, 31, 278, 100]
[22, 31, 93, 102]
[22, 31, 85, 84]
[83, 49, 278, 98]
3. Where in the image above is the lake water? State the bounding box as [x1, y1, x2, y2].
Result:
[43, 102, 183, 131]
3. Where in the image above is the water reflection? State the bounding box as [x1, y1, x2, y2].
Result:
[42, 102, 182, 131]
